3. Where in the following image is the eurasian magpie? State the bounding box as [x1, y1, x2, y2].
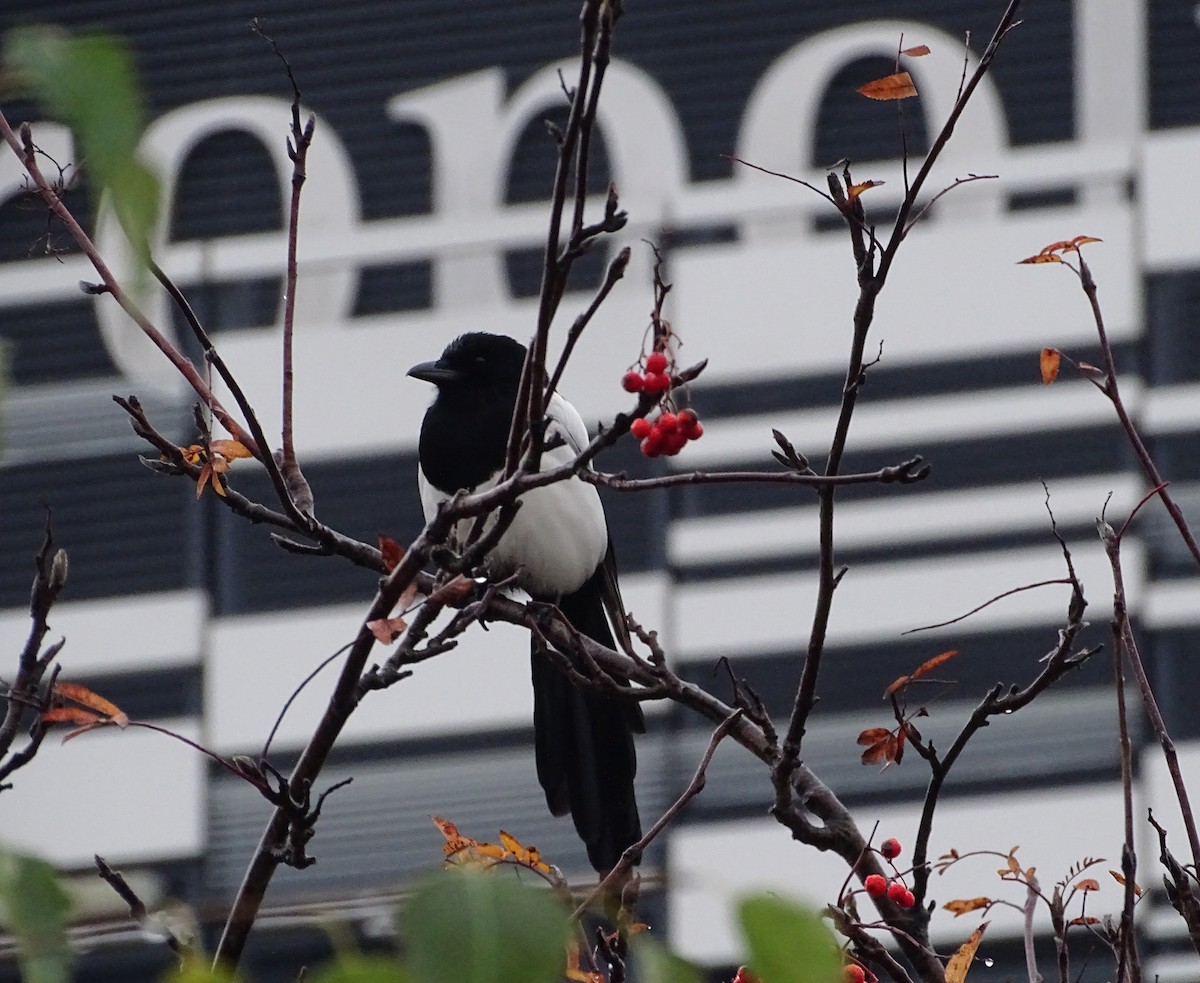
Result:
[408, 331, 644, 873]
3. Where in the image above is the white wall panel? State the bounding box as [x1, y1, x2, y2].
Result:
[0, 590, 205, 675]
[0, 718, 205, 866]
[206, 572, 669, 752]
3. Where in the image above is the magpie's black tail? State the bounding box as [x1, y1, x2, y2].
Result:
[531, 563, 644, 873]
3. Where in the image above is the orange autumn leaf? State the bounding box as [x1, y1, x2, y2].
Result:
[847, 179, 885, 200]
[379, 535, 405, 572]
[179, 439, 252, 498]
[1110, 870, 1143, 895]
[42, 706, 105, 727]
[885, 649, 960, 697]
[209, 439, 252, 462]
[858, 71, 918, 100]
[858, 728, 899, 768]
[45, 682, 129, 742]
[943, 897, 992, 917]
[1074, 878, 1100, 892]
[1019, 235, 1104, 264]
[945, 922, 988, 983]
[179, 444, 205, 466]
[566, 944, 605, 983]
[498, 829, 553, 874]
[53, 681, 126, 722]
[1040, 348, 1061, 384]
[433, 817, 553, 874]
[1069, 915, 1100, 926]
[857, 727, 892, 746]
[901, 44, 931, 56]
[432, 815, 478, 856]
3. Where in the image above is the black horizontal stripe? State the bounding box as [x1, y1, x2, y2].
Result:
[0, 453, 194, 610]
[670, 423, 1130, 519]
[675, 625, 1112, 719]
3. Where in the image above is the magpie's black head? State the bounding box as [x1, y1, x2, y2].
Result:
[409, 333, 529, 492]
[407, 332, 527, 393]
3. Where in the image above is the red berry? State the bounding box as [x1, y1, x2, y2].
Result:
[678, 407, 698, 428]
[657, 412, 678, 433]
[641, 427, 666, 457]
[886, 881, 908, 904]
[864, 874, 887, 897]
[621, 371, 645, 393]
[645, 350, 668, 374]
[900, 889, 916, 909]
[663, 430, 689, 456]
[880, 838, 901, 860]
[630, 418, 652, 439]
[843, 966, 867, 983]
[731, 968, 761, 983]
[642, 371, 670, 395]
[687, 421, 704, 440]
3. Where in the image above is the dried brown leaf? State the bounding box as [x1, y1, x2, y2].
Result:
[379, 535, 405, 572]
[53, 682, 128, 726]
[858, 71, 918, 100]
[1110, 869, 1143, 895]
[945, 922, 988, 983]
[847, 179, 885, 200]
[943, 897, 992, 917]
[1040, 347, 1061, 384]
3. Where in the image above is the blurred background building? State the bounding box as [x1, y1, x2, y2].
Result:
[0, 0, 1198, 979]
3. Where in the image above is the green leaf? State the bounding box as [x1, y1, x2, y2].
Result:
[308, 954, 414, 983]
[0, 849, 72, 983]
[634, 936, 703, 983]
[3, 25, 159, 256]
[402, 869, 569, 983]
[738, 894, 843, 983]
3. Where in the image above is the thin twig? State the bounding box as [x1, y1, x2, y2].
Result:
[571, 709, 743, 919]
[253, 20, 316, 516]
[1099, 517, 1200, 873]
[1077, 254, 1200, 569]
[0, 112, 256, 456]
[902, 578, 1073, 635]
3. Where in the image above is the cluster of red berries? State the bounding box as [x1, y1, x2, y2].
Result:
[622, 349, 704, 457]
[630, 408, 703, 457]
[863, 838, 914, 907]
[621, 350, 673, 395]
[864, 874, 915, 908]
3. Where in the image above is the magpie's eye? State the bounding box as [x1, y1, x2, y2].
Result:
[474, 355, 487, 366]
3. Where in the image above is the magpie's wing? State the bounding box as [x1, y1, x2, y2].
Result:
[545, 391, 592, 459]
[543, 392, 634, 652]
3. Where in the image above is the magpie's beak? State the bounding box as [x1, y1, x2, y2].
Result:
[407, 360, 463, 386]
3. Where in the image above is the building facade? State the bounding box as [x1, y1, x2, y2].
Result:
[0, 0, 1198, 979]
